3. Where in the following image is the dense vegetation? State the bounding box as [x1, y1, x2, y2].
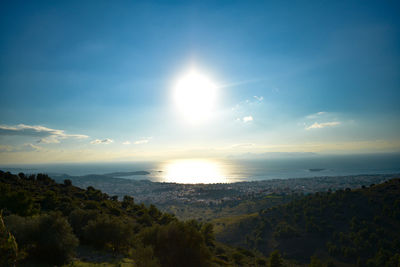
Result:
[162, 194, 297, 221]
[2, 169, 399, 266]
[0, 170, 265, 266]
[215, 179, 400, 266]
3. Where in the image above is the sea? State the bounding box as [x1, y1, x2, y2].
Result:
[1, 153, 400, 184]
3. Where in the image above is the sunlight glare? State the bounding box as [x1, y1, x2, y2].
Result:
[173, 70, 217, 124]
[163, 159, 228, 184]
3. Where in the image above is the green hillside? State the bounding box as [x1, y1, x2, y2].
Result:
[0, 171, 266, 266]
[2, 169, 399, 267]
[215, 179, 400, 266]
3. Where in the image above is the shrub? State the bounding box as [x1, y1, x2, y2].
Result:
[268, 250, 283, 267]
[68, 208, 100, 238]
[140, 221, 212, 267]
[5, 213, 78, 265]
[0, 212, 18, 266]
[30, 213, 79, 264]
[132, 243, 160, 267]
[83, 215, 134, 252]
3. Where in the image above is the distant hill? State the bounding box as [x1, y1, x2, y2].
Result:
[103, 171, 150, 176]
[215, 178, 400, 266]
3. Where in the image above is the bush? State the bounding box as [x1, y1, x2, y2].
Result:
[132, 243, 160, 267]
[0, 212, 18, 266]
[83, 215, 134, 252]
[0, 186, 36, 216]
[68, 208, 100, 238]
[5, 213, 78, 265]
[140, 221, 212, 267]
[268, 250, 283, 267]
[32, 213, 79, 264]
[274, 221, 299, 239]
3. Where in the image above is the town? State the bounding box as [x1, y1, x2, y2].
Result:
[53, 172, 398, 207]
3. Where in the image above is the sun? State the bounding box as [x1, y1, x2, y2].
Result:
[173, 69, 217, 123]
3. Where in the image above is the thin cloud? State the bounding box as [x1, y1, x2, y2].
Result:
[134, 138, 150, 145]
[0, 145, 13, 152]
[21, 143, 42, 152]
[122, 141, 131, 145]
[218, 78, 267, 89]
[0, 124, 88, 143]
[306, 121, 340, 130]
[243, 116, 254, 123]
[0, 143, 43, 152]
[253, 96, 264, 101]
[306, 111, 326, 119]
[233, 96, 264, 111]
[231, 143, 255, 148]
[91, 138, 114, 145]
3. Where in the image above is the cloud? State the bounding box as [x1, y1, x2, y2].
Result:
[0, 124, 88, 143]
[134, 138, 150, 145]
[306, 121, 340, 130]
[0, 143, 43, 152]
[306, 111, 326, 119]
[90, 138, 114, 144]
[21, 143, 42, 152]
[0, 145, 13, 152]
[232, 96, 264, 112]
[122, 137, 152, 145]
[242, 116, 254, 123]
[253, 96, 264, 101]
[231, 143, 255, 148]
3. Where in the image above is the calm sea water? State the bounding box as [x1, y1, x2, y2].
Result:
[1, 153, 400, 183]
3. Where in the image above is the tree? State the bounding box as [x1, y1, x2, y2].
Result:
[309, 256, 324, 267]
[122, 195, 134, 208]
[68, 208, 100, 238]
[140, 221, 212, 267]
[0, 187, 36, 216]
[269, 250, 283, 267]
[201, 223, 215, 247]
[132, 243, 160, 267]
[31, 213, 79, 264]
[0, 212, 18, 266]
[83, 215, 134, 253]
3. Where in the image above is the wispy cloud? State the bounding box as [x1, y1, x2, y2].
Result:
[253, 96, 263, 101]
[231, 143, 255, 148]
[306, 121, 340, 130]
[0, 145, 13, 152]
[242, 116, 254, 123]
[122, 141, 131, 145]
[306, 111, 326, 119]
[134, 138, 151, 145]
[0, 143, 43, 152]
[218, 78, 267, 89]
[232, 96, 264, 111]
[21, 143, 43, 152]
[0, 124, 88, 144]
[90, 138, 114, 144]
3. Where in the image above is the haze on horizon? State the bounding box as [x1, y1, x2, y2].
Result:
[0, 1, 399, 164]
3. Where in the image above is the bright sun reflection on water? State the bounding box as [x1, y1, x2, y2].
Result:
[161, 159, 230, 184]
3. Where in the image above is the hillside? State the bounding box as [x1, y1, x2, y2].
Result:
[2, 169, 400, 266]
[215, 178, 400, 266]
[0, 170, 266, 266]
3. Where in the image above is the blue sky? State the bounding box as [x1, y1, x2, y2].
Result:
[0, 0, 399, 163]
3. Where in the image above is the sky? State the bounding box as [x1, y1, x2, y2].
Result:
[0, 0, 399, 164]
